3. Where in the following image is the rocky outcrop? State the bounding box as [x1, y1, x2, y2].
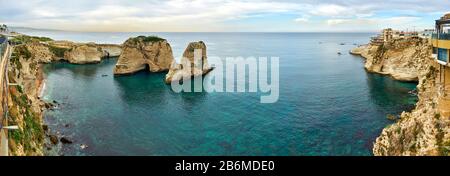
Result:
[6, 34, 122, 156]
[353, 38, 450, 155]
[17, 37, 122, 65]
[64, 43, 103, 64]
[99, 44, 122, 57]
[352, 38, 431, 82]
[113, 36, 174, 75]
[165, 41, 213, 84]
[23, 41, 57, 63]
[7, 44, 46, 156]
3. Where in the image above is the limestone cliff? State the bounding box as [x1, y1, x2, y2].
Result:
[7, 43, 46, 156]
[64, 43, 103, 64]
[351, 38, 432, 82]
[113, 36, 173, 75]
[352, 38, 450, 155]
[6, 34, 122, 156]
[17, 37, 122, 65]
[165, 41, 213, 84]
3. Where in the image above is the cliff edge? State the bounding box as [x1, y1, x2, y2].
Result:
[352, 38, 450, 155]
[6, 34, 121, 155]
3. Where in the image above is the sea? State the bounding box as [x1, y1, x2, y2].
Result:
[14, 28, 418, 156]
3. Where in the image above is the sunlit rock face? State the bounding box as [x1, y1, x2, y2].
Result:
[165, 41, 213, 84]
[113, 36, 174, 75]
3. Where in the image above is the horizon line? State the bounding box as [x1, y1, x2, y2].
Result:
[10, 26, 382, 33]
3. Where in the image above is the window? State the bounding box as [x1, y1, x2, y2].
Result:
[433, 47, 438, 54]
[438, 48, 448, 62]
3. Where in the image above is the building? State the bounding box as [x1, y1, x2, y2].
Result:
[431, 13, 450, 117]
[370, 35, 384, 45]
[383, 28, 393, 42]
[398, 31, 419, 39]
[419, 29, 435, 39]
[370, 28, 394, 45]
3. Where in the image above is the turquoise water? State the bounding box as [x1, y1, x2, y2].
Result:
[36, 32, 418, 156]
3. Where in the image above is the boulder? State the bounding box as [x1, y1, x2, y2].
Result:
[64, 44, 103, 64]
[49, 135, 58, 145]
[99, 44, 122, 57]
[60, 137, 73, 144]
[113, 36, 174, 75]
[165, 41, 213, 84]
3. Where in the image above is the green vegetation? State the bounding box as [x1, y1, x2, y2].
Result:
[10, 45, 30, 70]
[48, 45, 69, 58]
[434, 119, 447, 155]
[11, 93, 29, 108]
[14, 45, 32, 60]
[29, 62, 37, 71]
[8, 85, 44, 155]
[10, 35, 53, 44]
[140, 35, 165, 42]
[129, 36, 165, 44]
[440, 140, 450, 156]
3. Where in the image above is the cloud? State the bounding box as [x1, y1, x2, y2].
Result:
[0, 0, 447, 32]
[311, 4, 349, 17]
[326, 16, 421, 26]
[294, 15, 310, 23]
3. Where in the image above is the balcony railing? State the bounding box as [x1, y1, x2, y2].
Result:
[432, 33, 450, 40]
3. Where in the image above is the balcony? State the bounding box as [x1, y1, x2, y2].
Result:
[432, 33, 450, 40]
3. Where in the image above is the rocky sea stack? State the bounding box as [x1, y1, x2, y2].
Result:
[165, 41, 213, 84]
[113, 36, 174, 75]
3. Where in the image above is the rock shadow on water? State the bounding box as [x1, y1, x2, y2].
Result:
[365, 72, 418, 110]
[43, 58, 118, 81]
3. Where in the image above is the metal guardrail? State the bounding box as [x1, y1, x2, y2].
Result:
[0, 35, 8, 156]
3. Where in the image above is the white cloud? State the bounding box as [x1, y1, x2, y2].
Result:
[311, 4, 349, 17]
[294, 15, 310, 23]
[326, 16, 420, 26]
[0, 0, 446, 32]
[327, 19, 350, 25]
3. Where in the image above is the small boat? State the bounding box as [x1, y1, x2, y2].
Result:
[102, 74, 108, 77]
[337, 52, 342, 55]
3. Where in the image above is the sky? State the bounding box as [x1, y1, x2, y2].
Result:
[0, 0, 448, 32]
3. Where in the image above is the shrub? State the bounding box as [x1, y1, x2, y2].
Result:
[10, 35, 54, 44]
[48, 45, 69, 58]
[129, 36, 165, 44]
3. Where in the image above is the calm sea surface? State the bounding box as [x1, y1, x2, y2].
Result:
[16, 29, 418, 156]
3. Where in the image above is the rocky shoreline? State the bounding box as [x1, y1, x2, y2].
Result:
[351, 38, 450, 155]
[7, 34, 123, 155]
[8, 34, 214, 155]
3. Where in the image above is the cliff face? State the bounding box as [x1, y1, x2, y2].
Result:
[352, 38, 432, 82]
[165, 41, 213, 84]
[352, 38, 450, 155]
[6, 35, 122, 156]
[22, 39, 122, 64]
[113, 36, 174, 75]
[8, 44, 46, 156]
[64, 44, 103, 64]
